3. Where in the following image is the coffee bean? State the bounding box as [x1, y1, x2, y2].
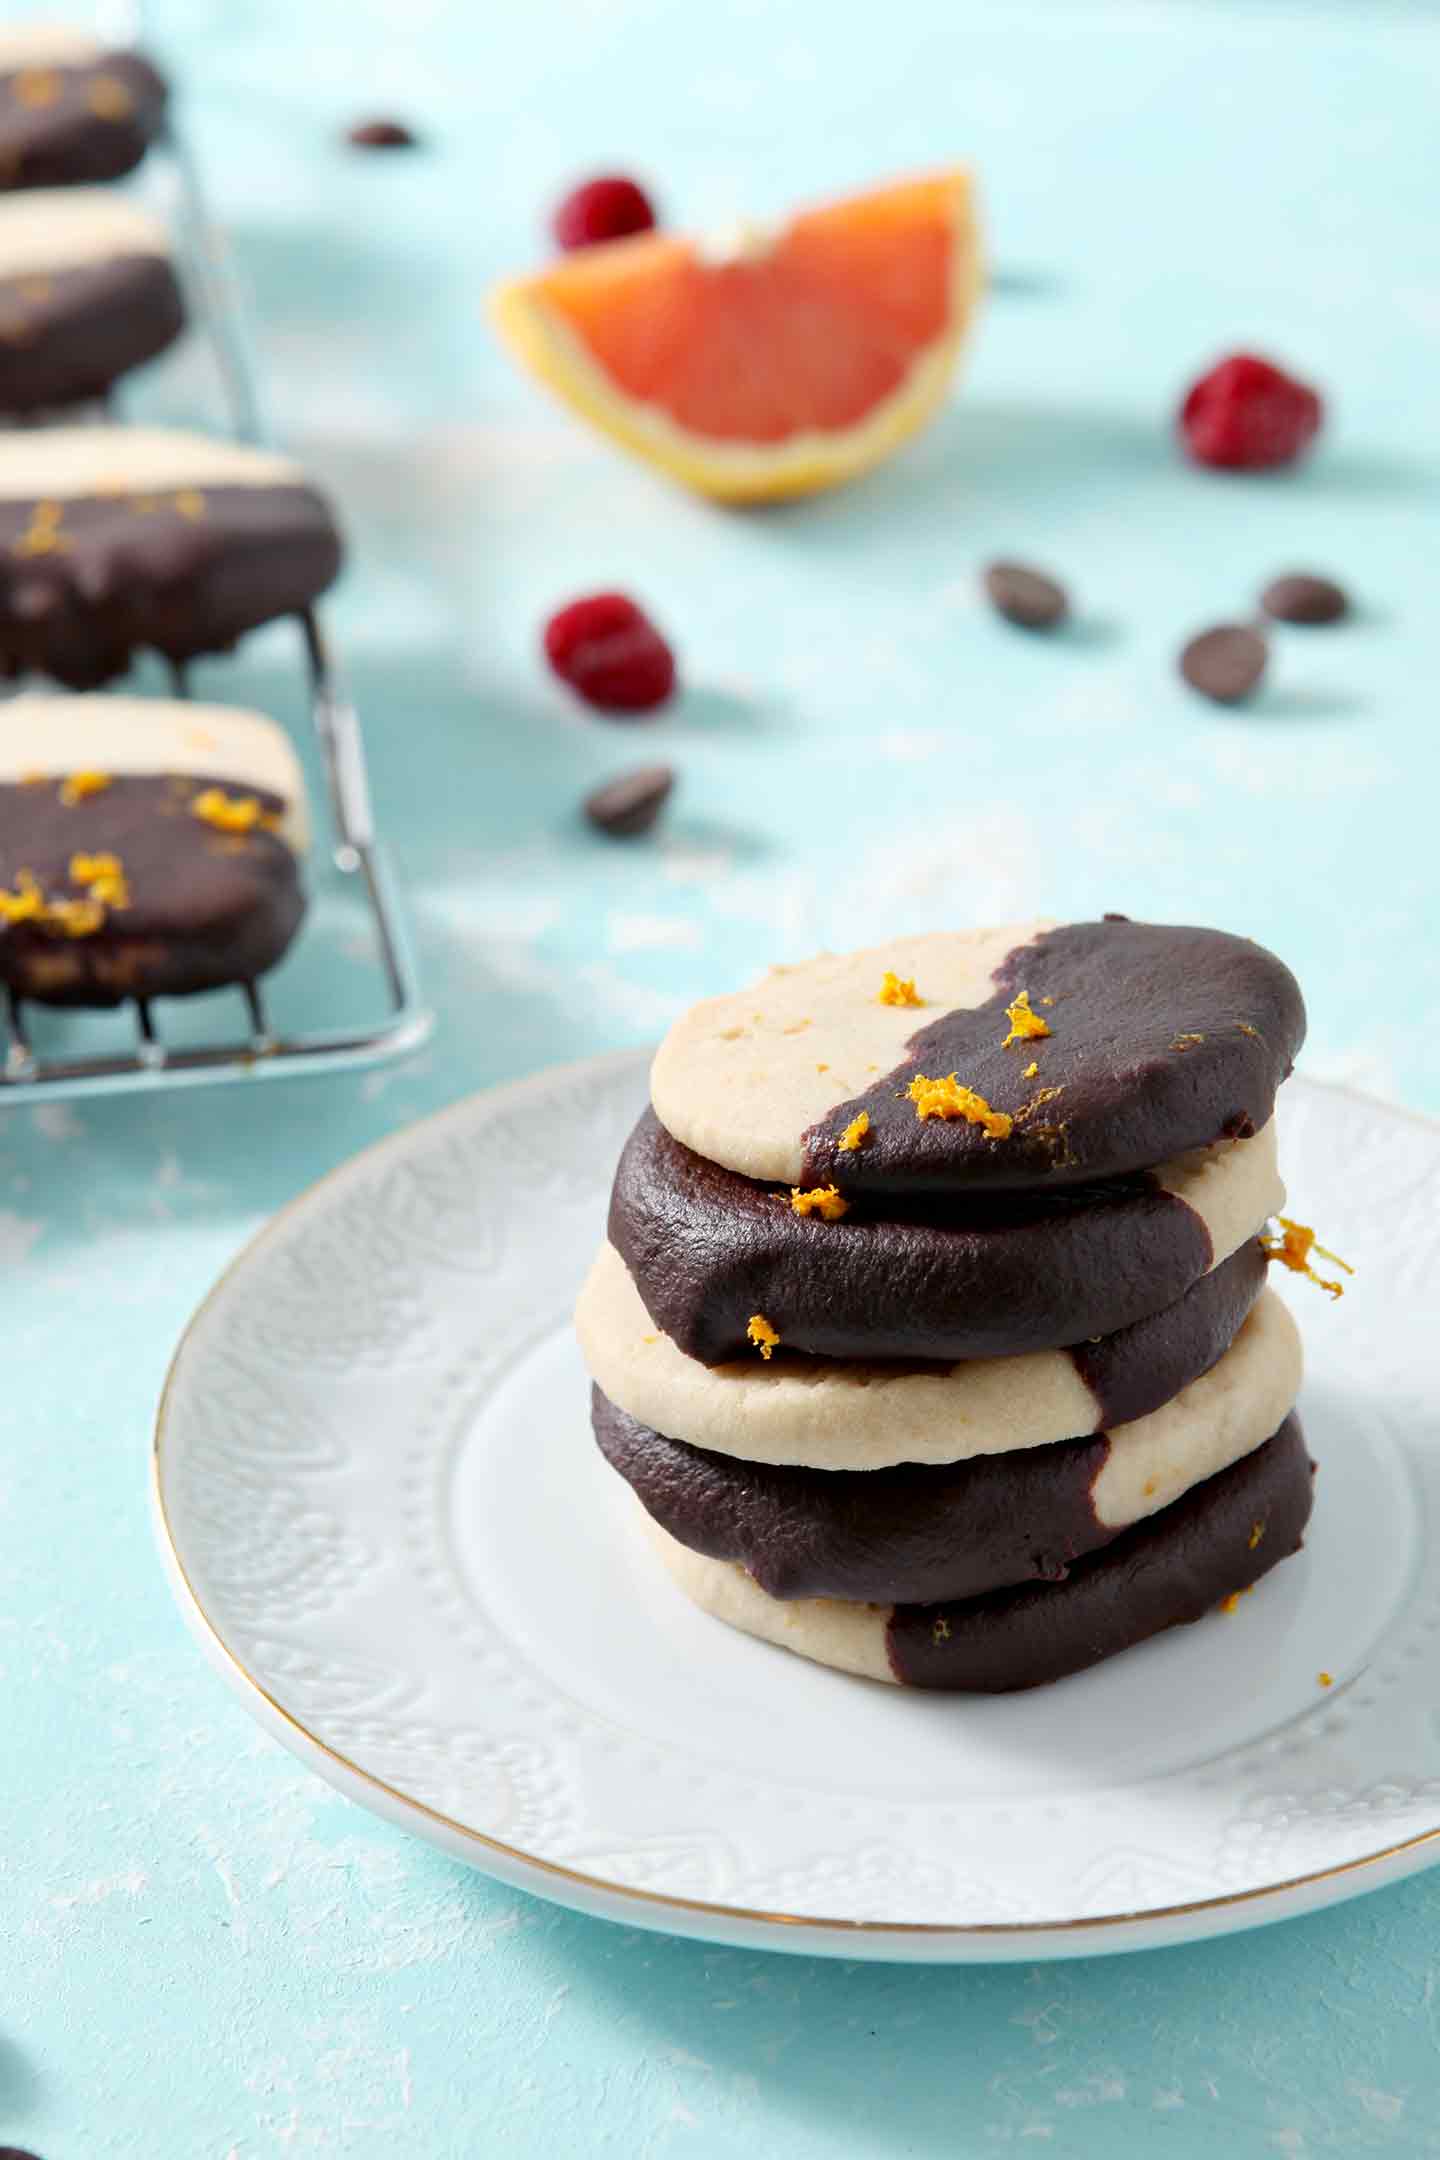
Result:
[584, 764, 674, 837]
[1179, 624, 1268, 704]
[346, 117, 419, 149]
[1260, 572, 1349, 625]
[982, 560, 1069, 631]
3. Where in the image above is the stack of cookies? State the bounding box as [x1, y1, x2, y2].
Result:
[576, 917, 1314, 1692]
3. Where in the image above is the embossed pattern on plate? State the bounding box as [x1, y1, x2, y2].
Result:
[154, 1052, 1440, 1960]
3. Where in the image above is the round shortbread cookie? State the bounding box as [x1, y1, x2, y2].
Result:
[608, 1105, 1283, 1366]
[650, 919, 1304, 1194]
[0, 427, 302, 499]
[645, 1414, 1314, 1693]
[593, 1290, 1301, 1603]
[0, 695, 309, 851]
[576, 1236, 1268, 1469]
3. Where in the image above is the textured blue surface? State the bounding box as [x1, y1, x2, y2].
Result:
[3, 0, 1440, 2152]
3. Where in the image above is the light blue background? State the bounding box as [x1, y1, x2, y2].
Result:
[3, 0, 1439, 2152]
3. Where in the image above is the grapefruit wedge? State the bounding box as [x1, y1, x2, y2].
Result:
[490, 169, 982, 503]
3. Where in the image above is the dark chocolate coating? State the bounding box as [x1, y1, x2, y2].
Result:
[0, 53, 167, 191]
[0, 771, 304, 1005]
[801, 918, 1304, 1196]
[886, 1414, 1312, 1692]
[594, 1242, 1267, 1604]
[1072, 1235, 1265, 1428]
[595, 1383, 1112, 1604]
[610, 1106, 1216, 1365]
[0, 483, 342, 689]
[0, 252, 185, 413]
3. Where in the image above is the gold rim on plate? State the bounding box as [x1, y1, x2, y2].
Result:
[152, 1058, 1440, 1946]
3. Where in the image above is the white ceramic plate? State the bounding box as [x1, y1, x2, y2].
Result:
[154, 1051, 1440, 1962]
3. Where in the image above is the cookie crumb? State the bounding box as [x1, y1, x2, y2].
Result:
[1001, 989, 1050, 1048]
[747, 1314, 780, 1360]
[908, 1075, 1013, 1139]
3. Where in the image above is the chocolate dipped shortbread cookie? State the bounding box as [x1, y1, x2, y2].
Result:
[0, 28, 168, 192]
[609, 1103, 1281, 1364]
[578, 1235, 1269, 1468]
[594, 1288, 1301, 1604]
[0, 429, 343, 688]
[647, 1415, 1315, 1693]
[652, 920, 1304, 1197]
[0, 190, 184, 412]
[0, 694, 307, 1005]
[577, 917, 1314, 1694]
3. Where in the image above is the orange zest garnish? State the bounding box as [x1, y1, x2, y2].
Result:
[1318, 1672, 1334, 1689]
[877, 971, 924, 1008]
[192, 787, 265, 833]
[1022, 1060, 1039, 1081]
[789, 1185, 849, 1221]
[907, 1074, 1012, 1139]
[836, 1111, 870, 1153]
[1001, 989, 1050, 1049]
[1262, 1217, 1354, 1300]
[59, 769, 111, 806]
[747, 1314, 780, 1360]
[69, 852, 130, 908]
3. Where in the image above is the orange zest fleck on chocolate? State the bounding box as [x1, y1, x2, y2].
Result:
[747, 1313, 780, 1360]
[877, 970, 924, 1008]
[0, 870, 106, 938]
[1022, 1060, 1039, 1080]
[1261, 1216, 1354, 1299]
[192, 786, 265, 833]
[1001, 989, 1050, 1048]
[70, 852, 130, 908]
[59, 769, 111, 806]
[789, 1185, 849, 1222]
[13, 499, 71, 558]
[931, 1615, 951, 1645]
[836, 1111, 870, 1152]
[1172, 1032, 1205, 1052]
[0, 873, 44, 925]
[908, 1074, 1013, 1139]
[13, 68, 61, 108]
[86, 73, 134, 120]
[1248, 1520, 1265, 1550]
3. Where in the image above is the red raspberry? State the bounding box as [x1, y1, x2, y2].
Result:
[552, 174, 656, 251]
[1179, 353, 1323, 471]
[543, 593, 676, 714]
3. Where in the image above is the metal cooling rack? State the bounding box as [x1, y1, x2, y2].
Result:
[0, 12, 430, 1100]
